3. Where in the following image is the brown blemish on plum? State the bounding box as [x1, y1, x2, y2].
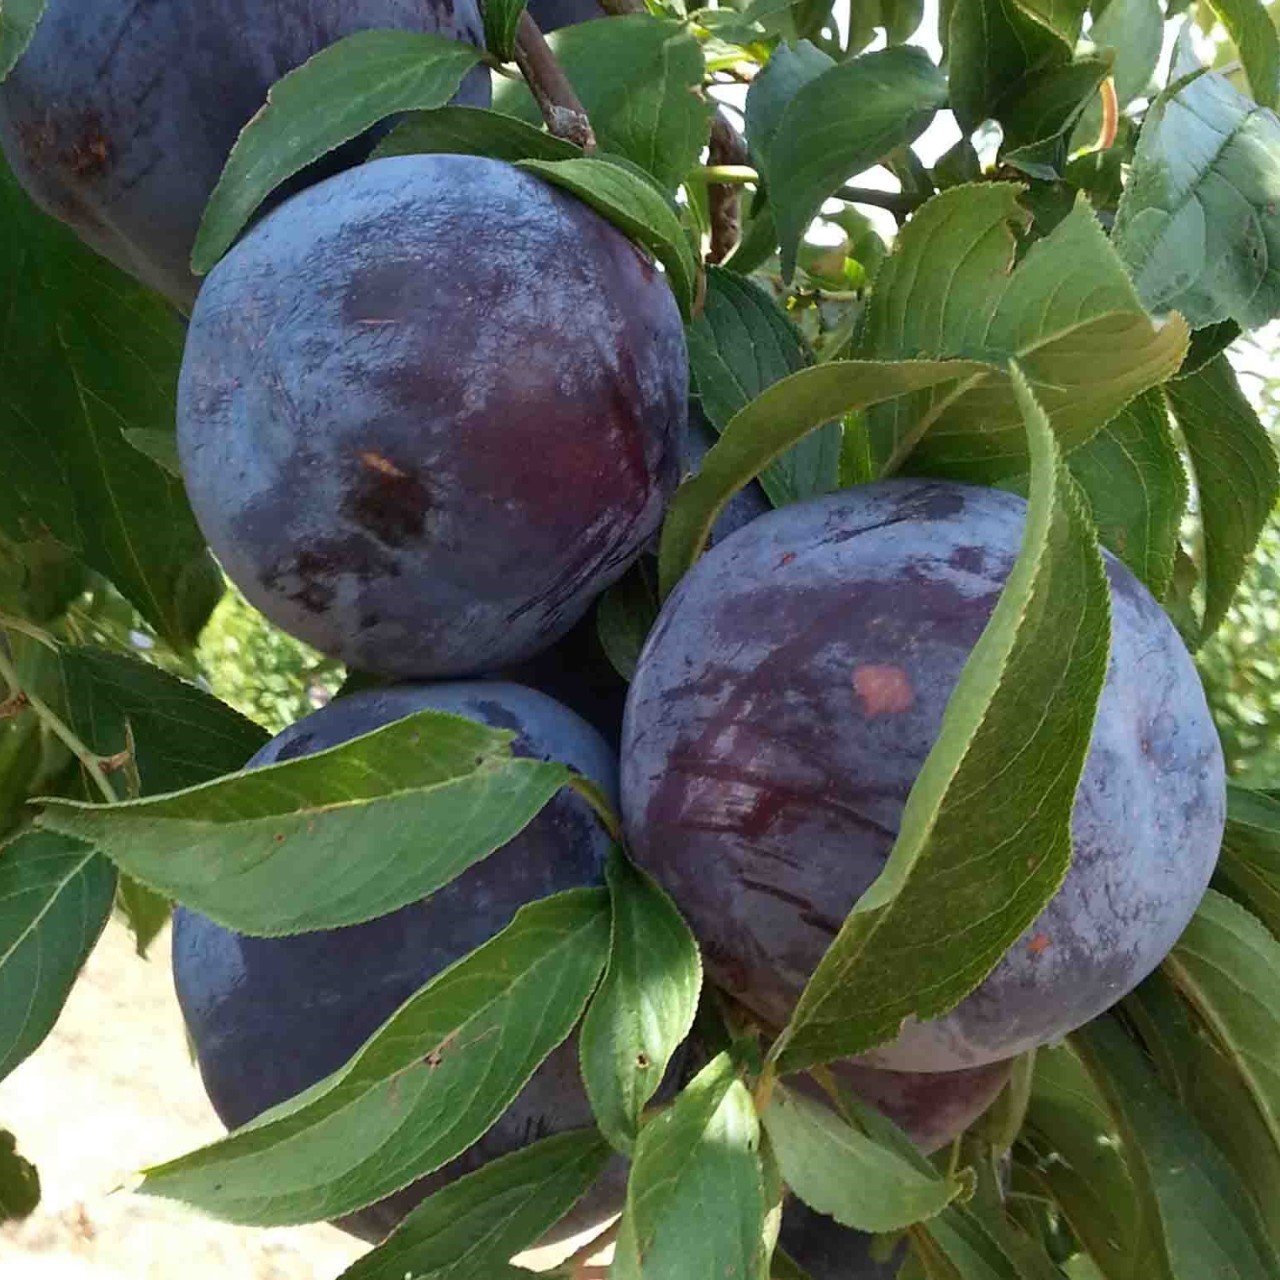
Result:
[346, 452, 430, 546]
[1027, 933, 1051, 957]
[853, 664, 914, 716]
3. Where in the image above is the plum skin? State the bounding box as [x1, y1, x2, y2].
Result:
[178, 153, 686, 680]
[622, 480, 1226, 1071]
[0, 0, 490, 310]
[526, 0, 606, 29]
[172, 681, 623, 1244]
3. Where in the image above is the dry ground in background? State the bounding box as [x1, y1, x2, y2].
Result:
[0, 920, 601, 1279]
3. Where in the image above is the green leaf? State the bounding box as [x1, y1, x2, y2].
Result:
[516, 156, 699, 318]
[1163, 891, 1280, 1160]
[1086, 0, 1163, 106]
[482, 0, 526, 63]
[755, 45, 947, 278]
[1204, 0, 1279, 107]
[115, 875, 170, 958]
[1113, 63, 1280, 329]
[1020, 1045, 1148, 1278]
[0, 0, 44, 80]
[0, 161, 220, 649]
[917, 1203, 1053, 1280]
[1058, 389, 1187, 599]
[192, 30, 483, 273]
[337, 1128, 611, 1280]
[0, 831, 115, 1085]
[612, 1053, 765, 1280]
[762, 1085, 965, 1233]
[743, 40, 836, 161]
[139, 889, 610, 1226]
[495, 16, 710, 191]
[658, 358, 991, 595]
[856, 186, 1190, 480]
[122, 429, 182, 478]
[1165, 354, 1279, 638]
[375, 104, 581, 163]
[39, 709, 576, 936]
[1000, 58, 1110, 180]
[687, 267, 840, 508]
[771, 370, 1110, 1073]
[1074, 1015, 1280, 1280]
[18, 645, 266, 799]
[0, 1130, 39, 1223]
[1217, 786, 1280, 938]
[596, 566, 658, 682]
[580, 848, 701, 1152]
[1008, 0, 1086, 44]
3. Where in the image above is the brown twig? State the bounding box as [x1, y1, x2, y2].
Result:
[836, 185, 924, 217]
[514, 11, 596, 150]
[707, 110, 750, 263]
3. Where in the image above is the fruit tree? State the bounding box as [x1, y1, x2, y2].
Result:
[0, 0, 1278, 1276]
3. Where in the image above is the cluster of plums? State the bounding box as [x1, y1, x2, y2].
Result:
[2, 2, 1227, 1274]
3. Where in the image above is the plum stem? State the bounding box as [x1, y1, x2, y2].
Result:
[568, 773, 624, 843]
[0, 637, 118, 804]
[514, 12, 597, 150]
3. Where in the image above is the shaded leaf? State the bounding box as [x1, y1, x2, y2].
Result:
[0, 0, 44, 81]
[375, 104, 580, 163]
[338, 1129, 611, 1280]
[658, 358, 991, 596]
[580, 848, 701, 1152]
[771, 371, 1110, 1073]
[612, 1053, 765, 1280]
[115, 875, 170, 958]
[596, 567, 658, 683]
[1009, 0, 1087, 44]
[1086, 0, 1162, 106]
[857, 186, 1189, 480]
[756, 45, 947, 277]
[1113, 63, 1280, 329]
[139, 889, 610, 1226]
[1217, 785, 1280, 938]
[0, 1130, 39, 1223]
[40, 709, 575, 936]
[517, 156, 699, 318]
[762, 1084, 964, 1233]
[0, 831, 115, 1084]
[687, 267, 840, 508]
[496, 16, 710, 191]
[1204, 0, 1279, 107]
[1074, 1015, 1280, 1280]
[0, 162, 220, 648]
[743, 40, 836, 161]
[482, 0, 526, 63]
[1165, 354, 1279, 638]
[1001, 57, 1110, 180]
[193, 30, 483, 272]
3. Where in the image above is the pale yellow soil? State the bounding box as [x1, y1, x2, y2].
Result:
[0, 920, 600, 1279]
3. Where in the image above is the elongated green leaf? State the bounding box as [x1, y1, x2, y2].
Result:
[1059, 390, 1187, 600]
[0, 162, 220, 648]
[339, 1128, 611, 1280]
[39, 709, 575, 936]
[580, 848, 701, 1153]
[772, 371, 1110, 1073]
[1217, 786, 1280, 937]
[1163, 891, 1280, 1155]
[483, 0, 526, 63]
[1009, 0, 1086, 43]
[375, 104, 580, 162]
[516, 156, 699, 318]
[0, 831, 115, 1084]
[0, 0, 44, 80]
[1204, 0, 1279, 107]
[687, 267, 840, 508]
[140, 889, 610, 1226]
[1114, 63, 1280, 329]
[1000, 57, 1109, 180]
[193, 31, 483, 272]
[1019, 1045, 1149, 1278]
[743, 40, 835, 161]
[0, 1130, 39, 1223]
[758, 46, 947, 277]
[1074, 1016, 1280, 1280]
[613, 1053, 765, 1280]
[857, 185, 1190, 480]
[1165, 355, 1279, 639]
[115, 875, 170, 958]
[1087, 0, 1162, 105]
[496, 16, 710, 191]
[916, 1203, 1050, 1280]
[658, 358, 991, 595]
[763, 1085, 964, 1233]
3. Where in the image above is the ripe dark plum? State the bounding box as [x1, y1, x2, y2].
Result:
[0, 1, 490, 309]
[685, 403, 773, 545]
[178, 154, 686, 678]
[526, 0, 606, 29]
[622, 480, 1225, 1070]
[172, 681, 624, 1244]
[778, 1202, 904, 1279]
